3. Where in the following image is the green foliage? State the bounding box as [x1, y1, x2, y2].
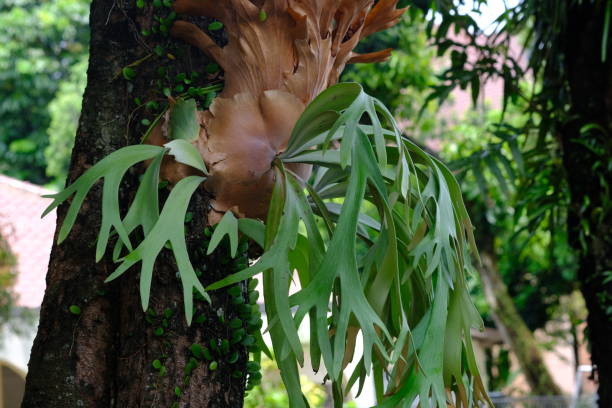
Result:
[485, 348, 515, 391]
[45, 56, 88, 187]
[169, 99, 200, 142]
[0, 0, 89, 184]
[45, 83, 489, 406]
[342, 7, 438, 131]
[441, 108, 578, 330]
[209, 83, 489, 407]
[207, 211, 238, 257]
[106, 175, 209, 324]
[415, 0, 607, 333]
[43, 145, 166, 247]
[419, 0, 608, 247]
[165, 139, 208, 174]
[207, 21, 223, 31]
[68, 305, 82, 315]
[243, 355, 327, 408]
[44, 102, 211, 324]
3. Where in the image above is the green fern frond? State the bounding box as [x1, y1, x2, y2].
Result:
[43, 100, 209, 324]
[211, 83, 491, 407]
[45, 86, 489, 407]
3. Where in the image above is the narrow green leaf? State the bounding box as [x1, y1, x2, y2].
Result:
[281, 111, 339, 159]
[508, 137, 524, 174]
[106, 176, 208, 324]
[207, 211, 239, 257]
[237, 218, 265, 248]
[484, 154, 511, 198]
[42, 145, 165, 246]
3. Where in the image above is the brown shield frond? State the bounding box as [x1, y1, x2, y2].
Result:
[163, 0, 406, 222]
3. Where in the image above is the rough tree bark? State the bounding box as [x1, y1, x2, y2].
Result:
[472, 214, 561, 395]
[560, 3, 612, 406]
[477, 251, 562, 395]
[22, 1, 247, 407]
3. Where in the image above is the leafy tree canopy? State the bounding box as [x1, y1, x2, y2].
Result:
[44, 55, 87, 187]
[0, 0, 89, 184]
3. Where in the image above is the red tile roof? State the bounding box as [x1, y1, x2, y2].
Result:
[0, 174, 56, 308]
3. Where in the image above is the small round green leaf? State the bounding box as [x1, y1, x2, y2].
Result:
[207, 21, 223, 31]
[228, 351, 239, 364]
[191, 343, 203, 359]
[122, 67, 136, 80]
[69, 305, 82, 315]
[228, 286, 242, 297]
[229, 318, 243, 329]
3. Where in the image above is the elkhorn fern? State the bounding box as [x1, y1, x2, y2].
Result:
[44, 1, 491, 407]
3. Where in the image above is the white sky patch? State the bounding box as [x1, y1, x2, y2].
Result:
[428, 0, 520, 34]
[459, 0, 520, 33]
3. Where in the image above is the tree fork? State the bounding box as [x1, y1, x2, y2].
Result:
[22, 1, 247, 407]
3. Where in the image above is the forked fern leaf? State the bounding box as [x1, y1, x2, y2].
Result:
[42, 145, 165, 254]
[44, 99, 210, 324]
[105, 175, 208, 324]
[207, 211, 238, 257]
[210, 83, 491, 408]
[165, 139, 208, 174]
[112, 151, 164, 261]
[45, 82, 489, 406]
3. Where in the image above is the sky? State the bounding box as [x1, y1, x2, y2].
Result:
[457, 0, 520, 33]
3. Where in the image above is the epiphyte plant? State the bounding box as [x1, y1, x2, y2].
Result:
[43, 0, 492, 406]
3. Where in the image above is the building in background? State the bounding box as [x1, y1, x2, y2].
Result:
[0, 174, 55, 407]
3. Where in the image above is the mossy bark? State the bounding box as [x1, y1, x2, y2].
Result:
[21, 1, 247, 407]
[467, 197, 562, 395]
[477, 250, 562, 395]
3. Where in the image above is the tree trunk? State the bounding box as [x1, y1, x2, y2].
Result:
[22, 1, 247, 407]
[477, 250, 562, 395]
[466, 197, 561, 395]
[560, 3, 612, 407]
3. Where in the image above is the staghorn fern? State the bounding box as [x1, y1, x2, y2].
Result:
[209, 83, 491, 407]
[42, 102, 210, 324]
[44, 1, 489, 405]
[44, 83, 491, 407]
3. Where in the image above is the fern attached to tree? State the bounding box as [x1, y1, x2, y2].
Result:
[45, 83, 490, 407]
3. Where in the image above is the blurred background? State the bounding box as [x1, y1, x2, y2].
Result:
[0, 0, 606, 407]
